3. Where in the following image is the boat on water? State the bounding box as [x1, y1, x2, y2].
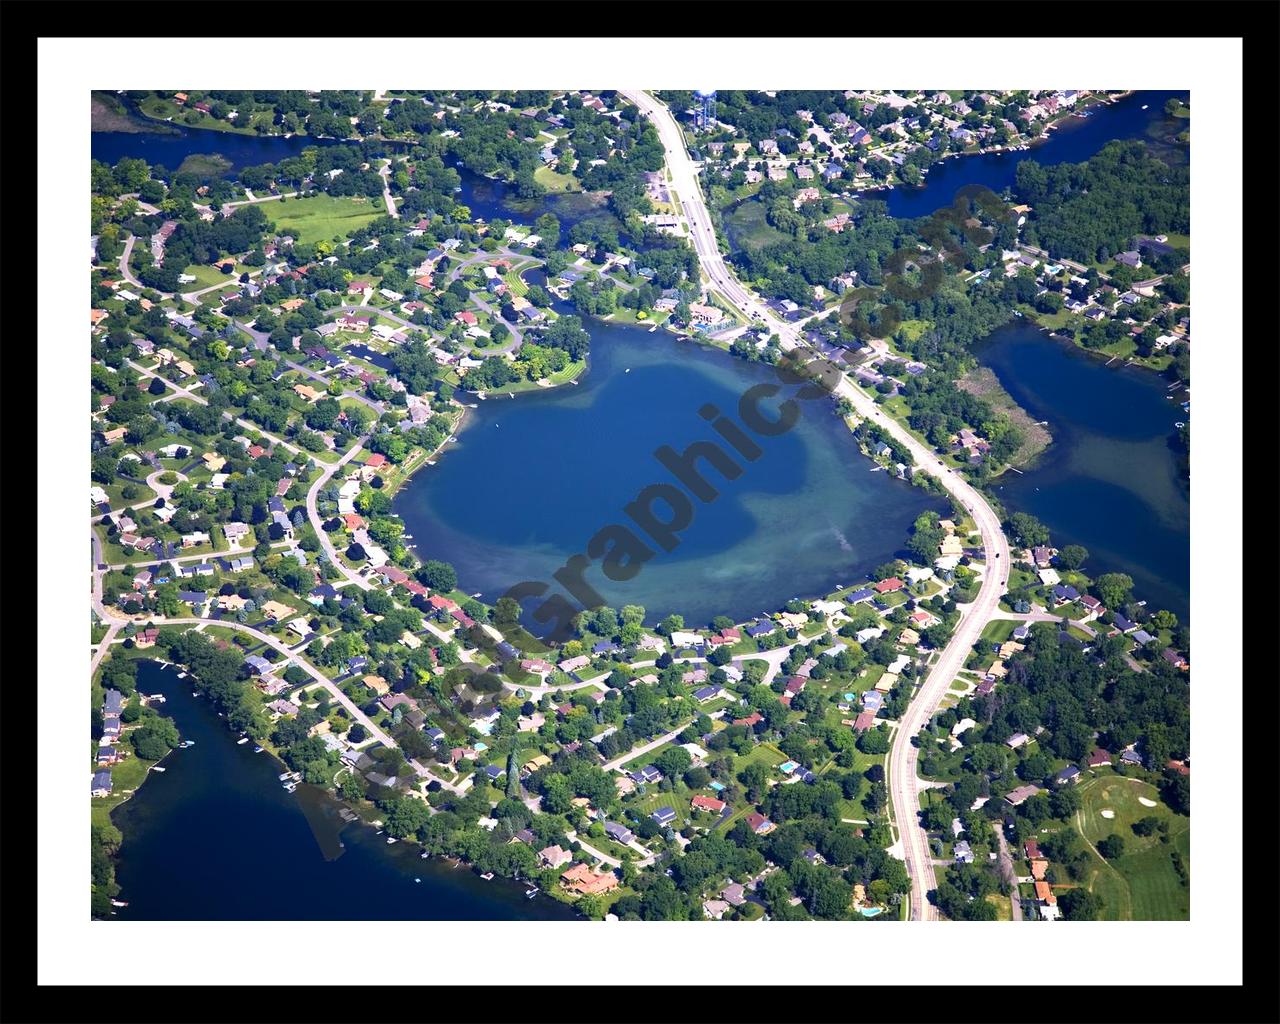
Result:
[1175, 421, 1185, 429]
[253, 745, 264, 753]
[111, 900, 129, 907]
[283, 782, 297, 792]
[479, 871, 494, 880]
[149, 694, 166, 703]
[150, 766, 166, 773]
[236, 737, 249, 745]
[386, 836, 398, 844]
[1141, 104, 1149, 109]
[191, 692, 199, 697]
[415, 878, 421, 883]
[648, 325, 657, 332]
[525, 888, 538, 899]
[177, 672, 187, 679]
[278, 772, 293, 781]
[625, 367, 632, 373]
[420, 851, 430, 859]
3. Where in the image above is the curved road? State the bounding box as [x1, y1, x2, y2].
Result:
[89, 555, 460, 793]
[624, 90, 1011, 921]
[306, 436, 375, 591]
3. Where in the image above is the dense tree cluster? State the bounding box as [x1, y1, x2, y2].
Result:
[1015, 141, 1190, 263]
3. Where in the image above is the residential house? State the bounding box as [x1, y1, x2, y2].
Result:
[1004, 784, 1040, 807]
[604, 821, 636, 845]
[1054, 765, 1082, 786]
[560, 863, 619, 896]
[539, 845, 572, 869]
[631, 765, 662, 786]
[91, 771, 114, 798]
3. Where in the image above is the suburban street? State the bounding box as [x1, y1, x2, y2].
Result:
[601, 710, 726, 772]
[305, 435, 376, 591]
[89, 546, 461, 793]
[378, 159, 399, 220]
[625, 90, 1012, 921]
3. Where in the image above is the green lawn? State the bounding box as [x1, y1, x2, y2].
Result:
[501, 272, 529, 298]
[1073, 774, 1190, 920]
[180, 263, 241, 291]
[266, 194, 385, 245]
[980, 619, 1016, 644]
[92, 752, 157, 830]
[722, 199, 790, 252]
[533, 165, 580, 193]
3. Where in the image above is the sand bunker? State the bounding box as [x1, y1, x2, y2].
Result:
[1099, 809, 1116, 819]
[1137, 797, 1158, 808]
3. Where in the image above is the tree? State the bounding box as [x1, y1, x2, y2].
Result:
[419, 559, 458, 592]
[1059, 887, 1103, 920]
[1131, 816, 1161, 837]
[338, 772, 367, 802]
[130, 716, 180, 760]
[1006, 511, 1049, 549]
[1057, 544, 1088, 571]
[1094, 573, 1134, 610]
[654, 746, 692, 780]
[857, 725, 890, 755]
[1096, 834, 1125, 859]
[384, 797, 431, 839]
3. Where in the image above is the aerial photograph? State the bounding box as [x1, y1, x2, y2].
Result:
[88, 85, 1193, 925]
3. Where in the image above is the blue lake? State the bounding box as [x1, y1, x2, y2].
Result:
[111, 661, 576, 920]
[978, 323, 1189, 621]
[92, 107, 612, 232]
[879, 89, 1189, 219]
[394, 321, 942, 629]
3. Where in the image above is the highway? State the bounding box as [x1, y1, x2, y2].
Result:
[622, 90, 1012, 921]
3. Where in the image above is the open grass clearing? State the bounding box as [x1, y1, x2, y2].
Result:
[266, 194, 384, 246]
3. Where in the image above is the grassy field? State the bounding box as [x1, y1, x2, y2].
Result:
[722, 199, 790, 252]
[501, 272, 529, 298]
[533, 165, 580, 193]
[979, 619, 1017, 644]
[92, 752, 158, 830]
[1073, 774, 1190, 920]
[180, 263, 241, 291]
[177, 153, 234, 178]
[266, 194, 384, 245]
[957, 365, 1052, 469]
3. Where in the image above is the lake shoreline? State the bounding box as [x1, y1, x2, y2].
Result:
[851, 90, 1125, 206]
[109, 661, 579, 921]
